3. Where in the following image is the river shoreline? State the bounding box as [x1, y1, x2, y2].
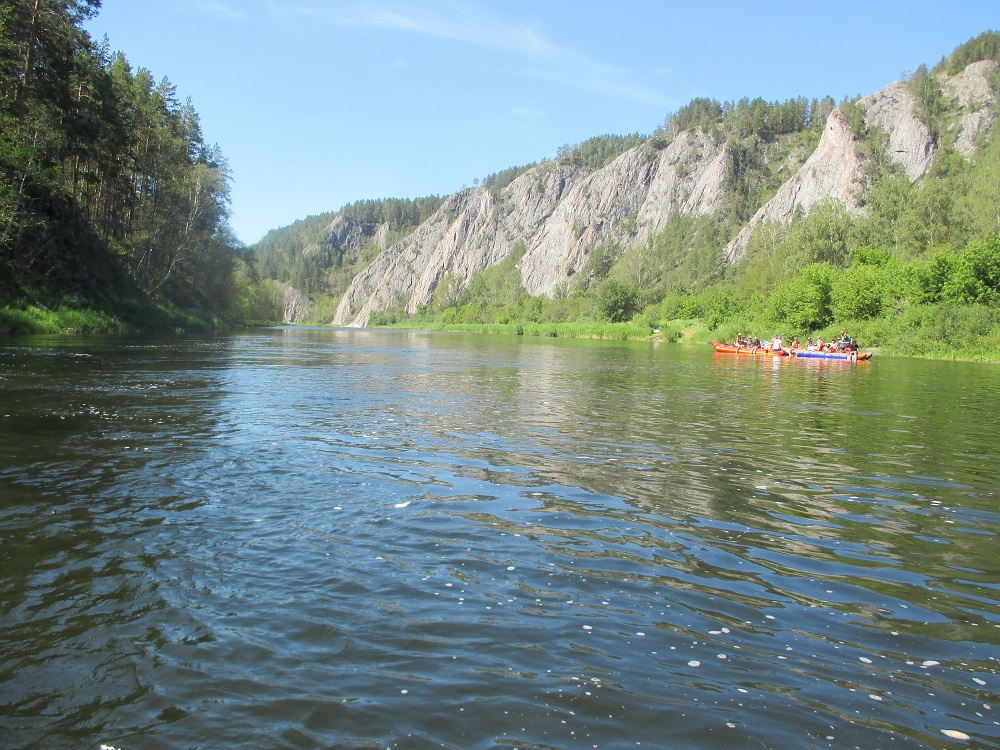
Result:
[3, 302, 999, 362]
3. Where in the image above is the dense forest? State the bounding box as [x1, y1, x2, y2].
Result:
[0, 0, 266, 333]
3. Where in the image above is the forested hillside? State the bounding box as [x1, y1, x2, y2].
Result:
[303, 31, 999, 358]
[0, 0, 263, 334]
[249, 196, 445, 322]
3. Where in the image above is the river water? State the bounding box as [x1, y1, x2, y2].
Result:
[1, 328, 998, 750]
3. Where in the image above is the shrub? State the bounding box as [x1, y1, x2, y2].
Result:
[597, 278, 640, 322]
[942, 236, 1000, 306]
[831, 265, 887, 320]
[764, 263, 833, 330]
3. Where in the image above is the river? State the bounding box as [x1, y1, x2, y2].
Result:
[1, 328, 998, 749]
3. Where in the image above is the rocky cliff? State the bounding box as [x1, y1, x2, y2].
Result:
[722, 60, 997, 262]
[331, 61, 997, 327]
[302, 214, 389, 263]
[332, 131, 730, 325]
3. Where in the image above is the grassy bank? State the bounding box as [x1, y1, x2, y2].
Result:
[379, 305, 1000, 362]
[0, 298, 255, 338]
[7, 296, 997, 363]
[389, 317, 684, 341]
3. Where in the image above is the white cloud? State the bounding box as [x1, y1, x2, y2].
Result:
[262, 0, 668, 106]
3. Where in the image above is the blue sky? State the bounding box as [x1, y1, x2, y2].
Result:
[86, 1, 997, 245]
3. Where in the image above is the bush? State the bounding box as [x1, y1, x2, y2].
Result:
[831, 264, 887, 320]
[942, 236, 1000, 306]
[885, 303, 998, 355]
[597, 278, 640, 322]
[764, 263, 833, 329]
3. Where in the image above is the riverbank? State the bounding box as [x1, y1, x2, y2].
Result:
[380, 309, 1000, 362]
[0, 299, 257, 337]
[4, 298, 998, 362]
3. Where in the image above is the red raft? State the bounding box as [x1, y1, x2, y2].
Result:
[712, 342, 788, 356]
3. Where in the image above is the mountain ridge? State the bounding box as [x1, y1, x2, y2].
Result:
[262, 52, 999, 328]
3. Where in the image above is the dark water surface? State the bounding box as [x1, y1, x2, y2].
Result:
[1, 328, 998, 750]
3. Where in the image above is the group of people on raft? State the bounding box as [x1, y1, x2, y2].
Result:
[733, 330, 860, 354]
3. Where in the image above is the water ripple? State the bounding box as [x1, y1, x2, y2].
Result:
[1, 332, 998, 749]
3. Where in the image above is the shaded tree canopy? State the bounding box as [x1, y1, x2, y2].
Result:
[1, 0, 238, 312]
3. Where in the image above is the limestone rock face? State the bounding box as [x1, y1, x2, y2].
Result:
[305, 215, 387, 262]
[941, 60, 998, 155]
[723, 110, 867, 263]
[330, 168, 581, 326]
[862, 81, 936, 182]
[637, 131, 730, 237]
[722, 62, 997, 263]
[333, 133, 729, 325]
[517, 148, 657, 296]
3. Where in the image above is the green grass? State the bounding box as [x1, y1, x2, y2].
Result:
[380, 308, 1000, 362]
[0, 304, 128, 336]
[382, 317, 683, 341]
[0, 299, 257, 338]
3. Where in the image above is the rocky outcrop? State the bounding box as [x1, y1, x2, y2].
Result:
[519, 133, 729, 296]
[723, 110, 867, 263]
[941, 59, 998, 155]
[722, 62, 997, 263]
[303, 215, 388, 262]
[332, 61, 997, 325]
[331, 170, 577, 326]
[636, 131, 731, 236]
[332, 132, 730, 325]
[862, 81, 936, 182]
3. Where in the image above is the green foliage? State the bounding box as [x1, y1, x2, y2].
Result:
[831, 264, 889, 320]
[764, 263, 834, 330]
[597, 278, 640, 322]
[786, 200, 855, 267]
[941, 236, 1000, 305]
[482, 163, 536, 193]
[339, 196, 444, 230]
[839, 99, 866, 139]
[855, 176, 914, 252]
[0, 302, 126, 336]
[886, 303, 1000, 357]
[631, 214, 727, 294]
[906, 65, 947, 143]
[556, 134, 646, 171]
[905, 250, 954, 304]
[737, 201, 855, 293]
[253, 211, 339, 276]
[955, 126, 1000, 238]
[433, 273, 464, 311]
[572, 242, 619, 291]
[665, 97, 724, 135]
[0, 1, 248, 323]
[461, 247, 524, 309]
[654, 95, 819, 149]
[936, 30, 1000, 76]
